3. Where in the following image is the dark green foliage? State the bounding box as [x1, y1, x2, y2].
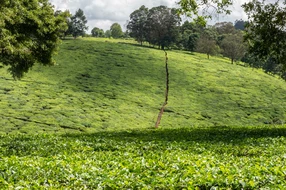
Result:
[1, 126, 286, 188]
[127, 5, 149, 45]
[110, 23, 123, 38]
[243, 0, 286, 72]
[54, 10, 71, 39]
[127, 5, 181, 49]
[196, 28, 220, 59]
[214, 22, 236, 36]
[242, 53, 286, 80]
[234, 19, 246, 30]
[213, 22, 246, 63]
[181, 32, 199, 51]
[146, 6, 181, 49]
[65, 17, 74, 37]
[220, 32, 246, 64]
[178, 21, 201, 51]
[104, 30, 111, 38]
[241, 0, 286, 80]
[69, 9, 88, 38]
[91, 27, 104, 37]
[241, 52, 264, 68]
[0, 0, 67, 79]
[214, 22, 236, 46]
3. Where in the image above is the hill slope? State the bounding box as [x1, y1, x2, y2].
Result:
[0, 38, 285, 133]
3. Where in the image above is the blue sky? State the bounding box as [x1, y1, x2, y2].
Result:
[49, 0, 248, 32]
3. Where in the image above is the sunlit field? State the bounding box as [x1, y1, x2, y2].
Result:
[0, 38, 285, 134]
[1, 38, 286, 188]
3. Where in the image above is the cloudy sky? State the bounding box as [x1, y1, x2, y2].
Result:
[49, 0, 249, 33]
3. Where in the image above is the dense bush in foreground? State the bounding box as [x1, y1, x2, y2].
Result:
[1, 126, 286, 189]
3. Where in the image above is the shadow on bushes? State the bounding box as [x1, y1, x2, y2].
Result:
[1, 126, 286, 157]
[64, 125, 286, 143]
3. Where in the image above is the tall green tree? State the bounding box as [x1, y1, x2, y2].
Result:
[220, 32, 246, 64]
[243, 0, 286, 70]
[110, 23, 123, 38]
[91, 27, 104, 37]
[146, 6, 181, 50]
[196, 29, 219, 59]
[127, 5, 149, 45]
[179, 21, 202, 51]
[214, 22, 236, 46]
[69, 9, 88, 38]
[104, 30, 111, 38]
[0, 0, 68, 79]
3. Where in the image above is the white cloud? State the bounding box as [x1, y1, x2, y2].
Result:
[216, 0, 249, 23]
[49, 0, 248, 33]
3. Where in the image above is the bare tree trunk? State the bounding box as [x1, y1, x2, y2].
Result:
[155, 51, 169, 128]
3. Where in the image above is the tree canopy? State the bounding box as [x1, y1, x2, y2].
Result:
[178, 21, 201, 51]
[105, 30, 111, 38]
[196, 29, 219, 59]
[234, 19, 246, 30]
[91, 27, 105, 37]
[110, 23, 123, 38]
[54, 10, 71, 39]
[127, 5, 149, 45]
[146, 6, 181, 50]
[221, 32, 246, 64]
[0, 0, 68, 79]
[243, 0, 286, 69]
[69, 9, 88, 38]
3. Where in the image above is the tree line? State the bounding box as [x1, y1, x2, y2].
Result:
[126, 3, 286, 79]
[56, 9, 127, 39]
[62, 3, 286, 79]
[0, 0, 285, 80]
[126, 5, 246, 63]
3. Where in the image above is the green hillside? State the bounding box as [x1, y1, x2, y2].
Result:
[0, 38, 285, 134]
[1, 38, 286, 189]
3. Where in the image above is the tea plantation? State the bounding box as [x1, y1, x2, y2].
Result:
[1, 127, 286, 189]
[0, 38, 286, 189]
